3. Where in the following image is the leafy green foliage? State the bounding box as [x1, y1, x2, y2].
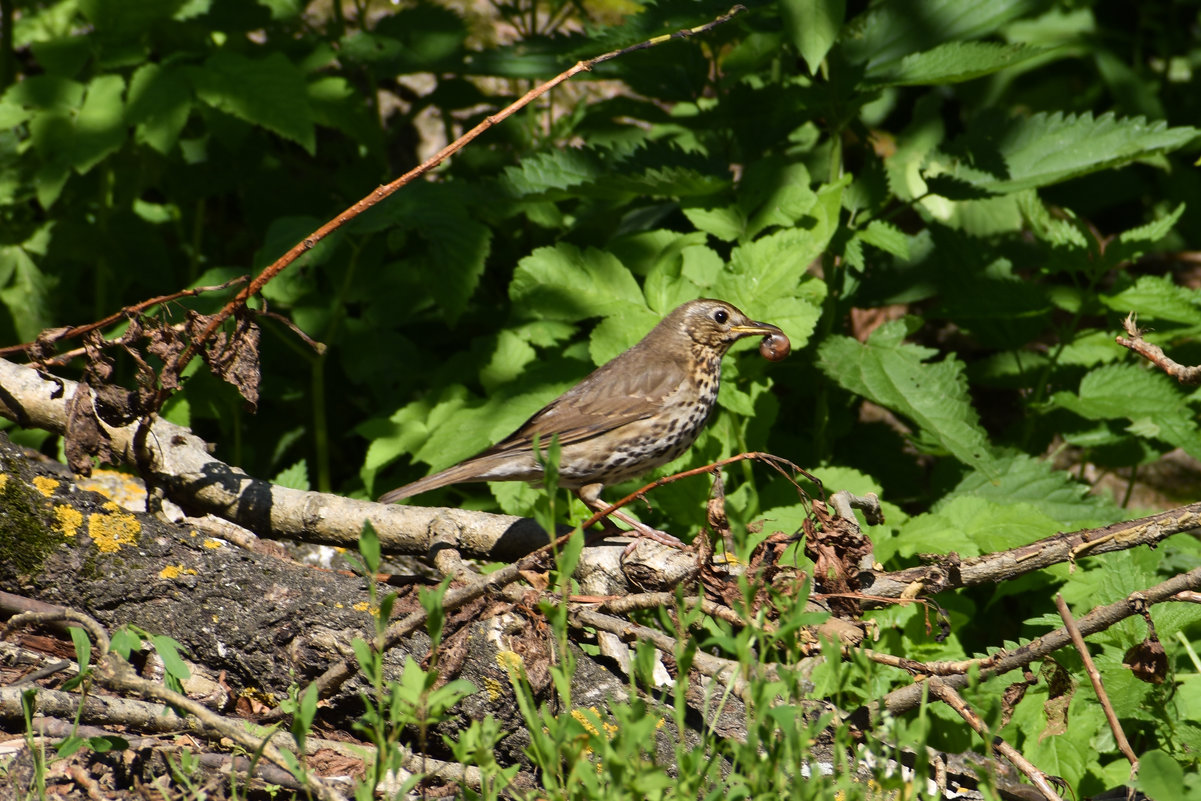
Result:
[5, 0, 1201, 795]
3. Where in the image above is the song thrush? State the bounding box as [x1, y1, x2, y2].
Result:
[378, 298, 787, 546]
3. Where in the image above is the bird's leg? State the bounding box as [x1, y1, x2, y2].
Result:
[576, 483, 686, 549]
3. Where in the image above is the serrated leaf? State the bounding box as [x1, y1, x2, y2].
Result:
[868, 42, 1050, 87]
[714, 226, 831, 310]
[1050, 364, 1201, 460]
[921, 173, 996, 200]
[190, 51, 314, 152]
[502, 148, 601, 196]
[856, 220, 909, 259]
[817, 320, 998, 474]
[939, 111, 1199, 194]
[683, 206, 745, 242]
[510, 243, 646, 322]
[1105, 202, 1187, 265]
[1017, 192, 1090, 248]
[273, 459, 310, 491]
[781, 0, 845, 75]
[844, 0, 1042, 69]
[1102, 275, 1201, 326]
[948, 454, 1121, 528]
[896, 496, 1059, 558]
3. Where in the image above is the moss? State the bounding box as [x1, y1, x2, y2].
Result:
[0, 459, 58, 578]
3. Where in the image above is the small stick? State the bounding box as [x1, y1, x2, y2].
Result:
[0, 276, 249, 360]
[1115, 312, 1201, 384]
[1054, 594, 1139, 769]
[579, 451, 819, 531]
[927, 679, 1065, 801]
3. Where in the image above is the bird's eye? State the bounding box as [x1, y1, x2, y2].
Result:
[713, 309, 729, 324]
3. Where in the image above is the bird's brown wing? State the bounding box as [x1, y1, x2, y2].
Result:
[481, 351, 688, 456]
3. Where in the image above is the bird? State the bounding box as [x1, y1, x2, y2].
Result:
[378, 298, 787, 547]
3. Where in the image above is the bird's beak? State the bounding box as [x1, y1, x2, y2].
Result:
[729, 321, 783, 338]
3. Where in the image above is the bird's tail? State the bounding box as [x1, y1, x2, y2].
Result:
[377, 464, 479, 504]
[377, 450, 524, 504]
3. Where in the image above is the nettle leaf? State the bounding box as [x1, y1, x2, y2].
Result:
[844, 0, 1042, 70]
[818, 319, 999, 475]
[741, 161, 818, 241]
[502, 148, 602, 196]
[683, 206, 745, 242]
[190, 51, 315, 152]
[781, 0, 844, 75]
[868, 42, 1051, 87]
[1103, 275, 1201, 326]
[892, 496, 1060, 559]
[855, 219, 909, 259]
[948, 454, 1121, 529]
[511, 243, 646, 322]
[938, 111, 1199, 194]
[1105, 201, 1187, 266]
[1050, 364, 1201, 461]
[273, 459, 310, 491]
[715, 226, 830, 306]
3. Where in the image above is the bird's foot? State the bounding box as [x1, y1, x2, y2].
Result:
[618, 520, 686, 558]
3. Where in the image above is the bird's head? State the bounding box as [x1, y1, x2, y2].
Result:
[669, 298, 783, 352]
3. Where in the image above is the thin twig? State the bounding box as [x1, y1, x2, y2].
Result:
[1115, 312, 1201, 384]
[597, 591, 745, 627]
[163, 6, 748, 402]
[580, 451, 818, 531]
[927, 679, 1065, 801]
[1054, 594, 1139, 769]
[0, 276, 249, 360]
[864, 566, 1201, 720]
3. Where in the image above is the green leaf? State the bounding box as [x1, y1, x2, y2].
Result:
[68, 626, 92, 673]
[856, 220, 909, 259]
[0, 246, 52, 341]
[948, 454, 1121, 529]
[190, 51, 315, 152]
[510, 243, 646, 322]
[1105, 201, 1187, 266]
[894, 496, 1059, 558]
[683, 206, 745, 242]
[781, 0, 845, 75]
[78, 0, 185, 39]
[868, 42, 1051, 87]
[817, 320, 999, 474]
[150, 635, 192, 681]
[358, 521, 381, 576]
[72, 74, 126, 172]
[273, 459, 310, 491]
[127, 63, 192, 154]
[844, 0, 1042, 69]
[938, 111, 1199, 194]
[1137, 750, 1188, 801]
[1050, 364, 1201, 461]
[1103, 275, 1201, 326]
